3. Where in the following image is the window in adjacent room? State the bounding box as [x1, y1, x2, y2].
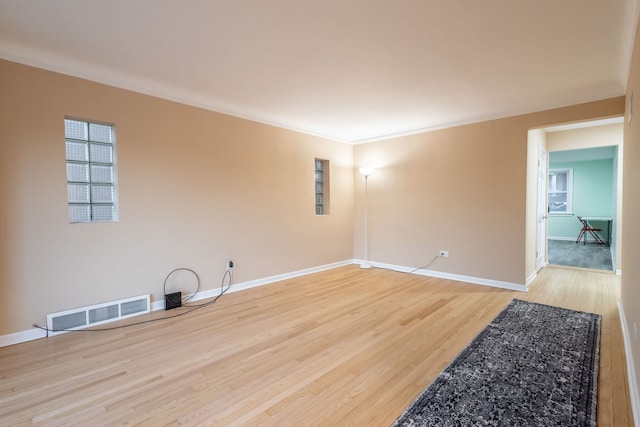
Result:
[65, 118, 119, 223]
[548, 168, 573, 214]
[315, 158, 330, 215]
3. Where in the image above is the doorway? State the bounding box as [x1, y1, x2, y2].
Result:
[546, 145, 618, 271]
[529, 117, 623, 273]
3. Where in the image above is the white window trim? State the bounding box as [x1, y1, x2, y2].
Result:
[548, 168, 573, 216]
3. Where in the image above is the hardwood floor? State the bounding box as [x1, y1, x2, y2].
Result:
[0, 265, 632, 426]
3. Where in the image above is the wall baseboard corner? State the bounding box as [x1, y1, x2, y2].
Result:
[526, 270, 538, 287]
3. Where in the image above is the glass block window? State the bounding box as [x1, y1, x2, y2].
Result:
[65, 118, 119, 223]
[315, 158, 329, 215]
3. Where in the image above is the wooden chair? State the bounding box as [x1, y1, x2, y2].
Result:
[576, 216, 605, 245]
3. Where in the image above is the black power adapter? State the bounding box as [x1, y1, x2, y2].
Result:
[165, 291, 182, 310]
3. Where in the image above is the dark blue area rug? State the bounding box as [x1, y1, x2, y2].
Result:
[391, 299, 601, 427]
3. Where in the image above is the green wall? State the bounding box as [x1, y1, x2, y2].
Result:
[548, 158, 614, 241]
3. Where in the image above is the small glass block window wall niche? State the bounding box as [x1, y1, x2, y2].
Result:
[65, 118, 119, 223]
[315, 158, 330, 215]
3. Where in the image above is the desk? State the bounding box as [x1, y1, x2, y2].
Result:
[582, 216, 613, 246]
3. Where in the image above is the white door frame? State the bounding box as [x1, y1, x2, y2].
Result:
[536, 145, 548, 271]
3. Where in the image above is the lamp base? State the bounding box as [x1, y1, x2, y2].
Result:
[360, 263, 372, 269]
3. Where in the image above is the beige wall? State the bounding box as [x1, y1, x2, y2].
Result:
[622, 13, 640, 410]
[547, 123, 623, 151]
[0, 59, 354, 335]
[353, 98, 624, 286]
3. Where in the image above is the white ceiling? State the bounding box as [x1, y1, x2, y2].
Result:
[0, 1, 638, 143]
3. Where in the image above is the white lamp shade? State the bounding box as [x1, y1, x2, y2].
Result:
[359, 167, 373, 177]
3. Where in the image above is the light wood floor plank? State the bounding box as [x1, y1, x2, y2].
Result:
[0, 265, 632, 426]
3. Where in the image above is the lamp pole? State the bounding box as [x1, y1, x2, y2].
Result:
[359, 168, 373, 269]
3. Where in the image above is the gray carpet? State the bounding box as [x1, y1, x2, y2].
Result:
[547, 239, 613, 271]
[391, 299, 601, 427]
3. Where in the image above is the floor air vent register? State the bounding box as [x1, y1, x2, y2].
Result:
[46, 294, 150, 336]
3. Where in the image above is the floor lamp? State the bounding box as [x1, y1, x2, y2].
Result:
[359, 167, 373, 269]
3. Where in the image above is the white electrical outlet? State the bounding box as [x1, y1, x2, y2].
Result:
[226, 260, 234, 270]
[439, 250, 449, 257]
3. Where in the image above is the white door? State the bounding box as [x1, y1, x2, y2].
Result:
[536, 146, 548, 270]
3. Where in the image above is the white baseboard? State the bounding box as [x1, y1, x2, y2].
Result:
[0, 328, 47, 348]
[548, 236, 577, 241]
[3, 258, 525, 347]
[526, 270, 539, 287]
[152, 260, 356, 312]
[3, 260, 353, 347]
[619, 301, 640, 427]
[355, 259, 527, 292]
